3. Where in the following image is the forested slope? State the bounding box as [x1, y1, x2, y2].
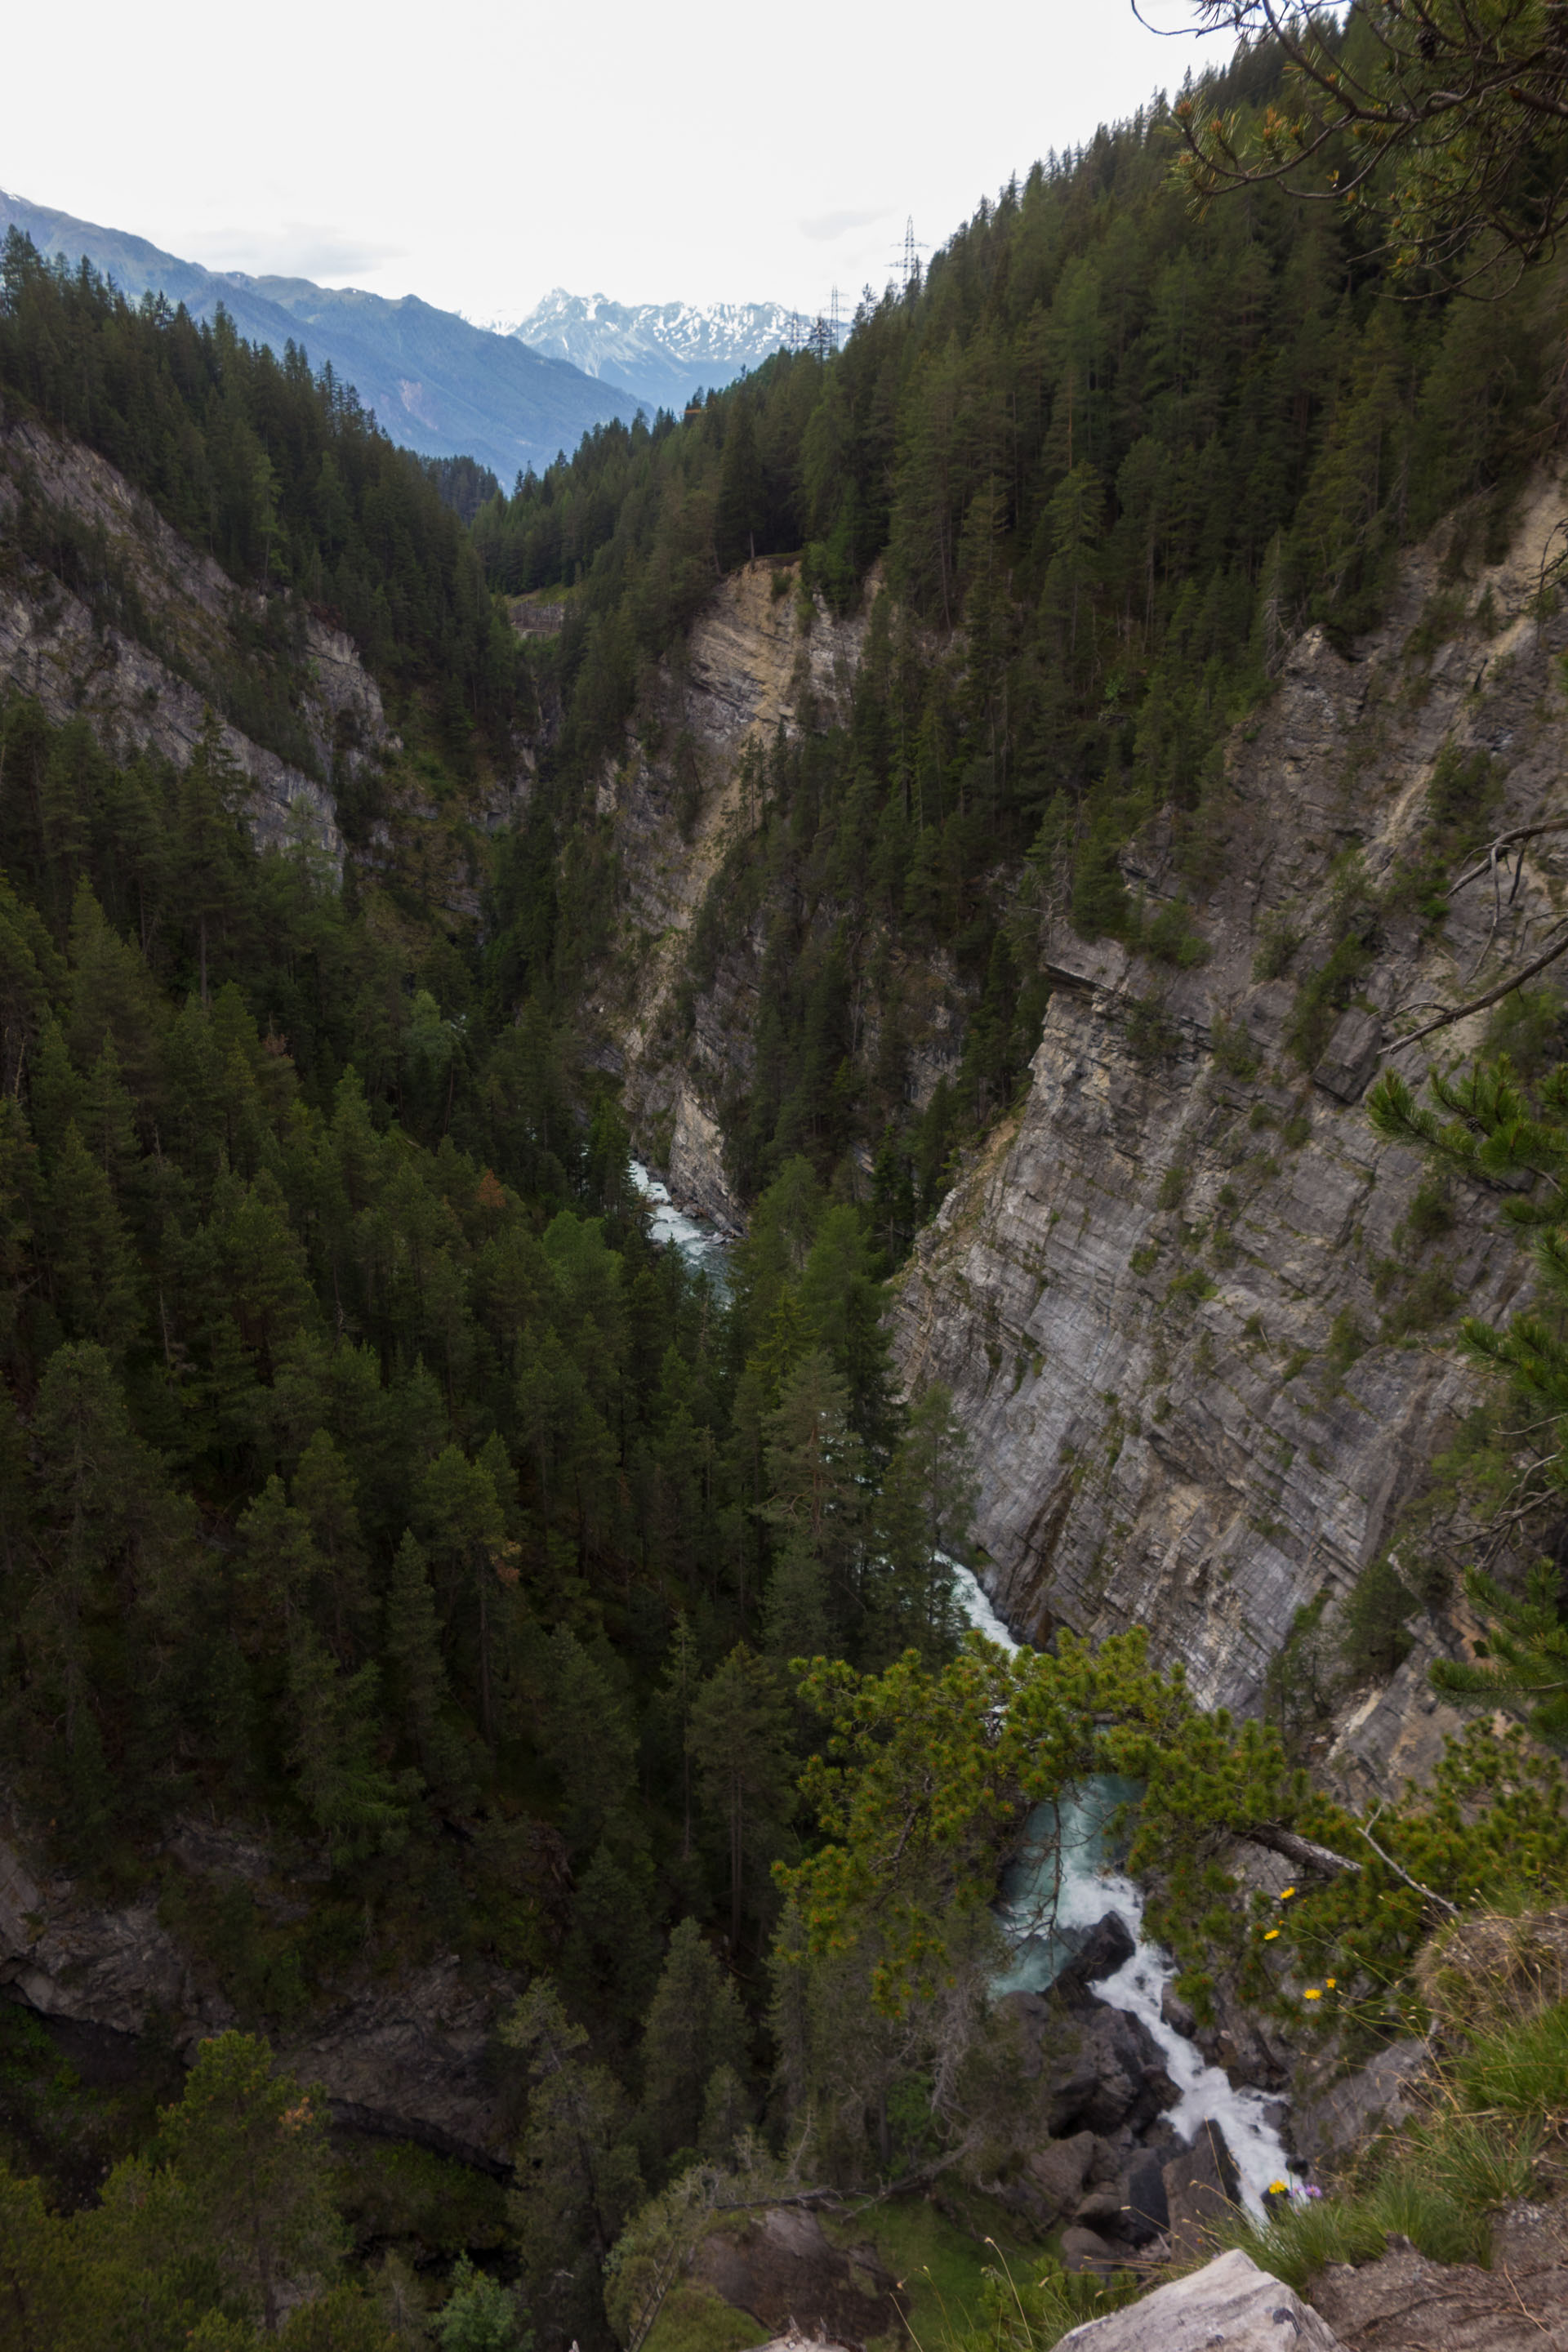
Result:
[4, 21, 1568, 2352]
[470, 33, 1553, 1234]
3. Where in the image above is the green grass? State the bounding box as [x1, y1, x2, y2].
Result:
[1219, 2002, 1566, 2292]
[822, 2187, 1044, 2351]
[643, 2283, 769, 2352]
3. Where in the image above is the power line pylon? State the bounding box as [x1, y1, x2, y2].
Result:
[893, 216, 929, 296]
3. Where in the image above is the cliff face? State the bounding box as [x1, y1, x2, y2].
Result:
[891, 473, 1568, 1722]
[586, 559, 875, 1222]
[0, 411, 529, 913]
[0, 415, 375, 859]
[0, 1817, 523, 2167]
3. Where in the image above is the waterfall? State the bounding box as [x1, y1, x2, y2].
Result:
[629, 1160, 732, 1291]
[952, 1566, 1293, 2212]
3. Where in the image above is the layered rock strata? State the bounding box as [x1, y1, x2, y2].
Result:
[893, 474, 1568, 1720]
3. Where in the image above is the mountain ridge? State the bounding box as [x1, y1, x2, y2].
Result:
[0, 189, 640, 481]
[495, 287, 794, 413]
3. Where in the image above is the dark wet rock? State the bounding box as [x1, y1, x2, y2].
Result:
[1053, 1912, 1137, 2009]
[1119, 2149, 1170, 2247]
[1163, 2121, 1242, 2261]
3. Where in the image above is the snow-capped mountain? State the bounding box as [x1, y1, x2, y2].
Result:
[497, 292, 794, 416]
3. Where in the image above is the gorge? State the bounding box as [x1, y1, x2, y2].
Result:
[4, 25, 1568, 2350]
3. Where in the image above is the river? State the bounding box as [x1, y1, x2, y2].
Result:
[634, 1155, 1290, 2210]
[952, 1566, 1292, 2212]
[629, 1160, 733, 1293]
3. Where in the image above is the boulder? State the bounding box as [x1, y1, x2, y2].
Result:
[1291, 2038, 1428, 2172]
[1312, 2203, 1568, 2350]
[1025, 2130, 1097, 2222]
[690, 2205, 902, 2344]
[1052, 1912, 1137, 2009]
[1054, 2247, 1347, 2348]
[1117, 2150, 1169, 2247]
[1044, 2005, 1179, 2136]
[1162, 2121, 1241, 2261]
[1058, 2224, 1121, 2278]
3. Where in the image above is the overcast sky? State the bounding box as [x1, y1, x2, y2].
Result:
[7, 0, 1211, 323]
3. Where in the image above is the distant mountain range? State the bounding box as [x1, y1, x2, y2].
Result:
[0, 191, 643, 483]
[493, 292, 794, 415]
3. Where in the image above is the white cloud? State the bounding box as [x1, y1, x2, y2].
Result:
[797, 207, 887, 243]
[181, 223, 408, 284]
[7, 0, 1206, 318]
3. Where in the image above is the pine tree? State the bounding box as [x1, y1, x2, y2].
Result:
[501, 1980, 644, 2342]
[286, 1624, 407, 1865]
[383, 1530, 474, 1804]
[155, 2033, 343, 2335]
[688, 1646, 795, 1952]
[1430, 1561, 1568, 1750]
[637, 1917, 750, 2169]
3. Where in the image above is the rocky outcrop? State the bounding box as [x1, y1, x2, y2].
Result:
[1056, 2248, 1348, 2350]
[586, 559, 876, 1222]
[0, 1824, 523, 2169]
[0, 414, 389, 860]
[1310, 2201, 1568, 2349]
[893, 474, 1568, 1722]
[690, 2206, 902, 2345]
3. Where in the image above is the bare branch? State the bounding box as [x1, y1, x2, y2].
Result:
[1241, 1820, 1365, 1879]
[1390, 922, 1568, 1051]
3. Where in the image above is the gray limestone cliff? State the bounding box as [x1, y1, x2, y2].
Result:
[890, 473, 1568, 1729]
[584, 558, 880, 1223]
[0, 414, 377, 860]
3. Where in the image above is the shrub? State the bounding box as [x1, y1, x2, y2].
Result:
[1210, 1014, 1259, 1080]
[1156, 1164, 1189, 1211]
[1381, 1265, 1461, 1340]
[1402, 1178, 1455, 1248]
[1325, 1309, 1367, 1377]
[1252, 911, 1303, 982]
[1144, 896, 1210, 969]
[1127, 995, 1181, 1065]
[1482, 987, 1568, 1083]
[1341, 1552, 1415, 1680]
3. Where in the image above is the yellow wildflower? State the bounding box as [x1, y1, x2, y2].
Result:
[1281, 1886, 1296, 1900]
[1325, 1977, 1337, 1989]
[1263, 1928, 1281, 1941]
[1303, 1988, 1322, 2000]
[1267, 2180, 1289, 2196]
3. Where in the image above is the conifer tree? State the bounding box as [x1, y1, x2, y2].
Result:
[286, 1625, 407, 1865]
[155, 2033, 343, 2335]
[383, 1530, 474, 1804]
[502, 1980, 644, 2342]
[688, 1646, 795, 1952]
[637, 1918, 750, 2170]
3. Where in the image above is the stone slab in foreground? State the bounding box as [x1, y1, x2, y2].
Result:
[1055, 2248, 1348, 2350]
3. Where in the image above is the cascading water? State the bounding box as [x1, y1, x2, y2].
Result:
[953, 1567, 1294, 2213]
[630, 1160, 732, 1291]
[633, 1166, 1291, 2212]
